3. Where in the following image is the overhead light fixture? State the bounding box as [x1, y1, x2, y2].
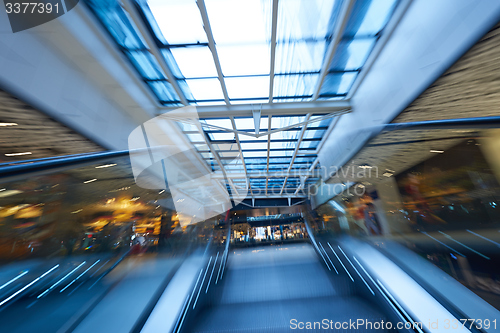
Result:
[383, 172, 393, 177]
[0, 123, 18, 127]
[5, 152, 31, 156]
[386, 169, 395, 173]
[0, 190, 22, 198]
[130, 197, 140, 201]
[83, 179, 97, 184]
[359, 164, 372, 169]
[71, 209, 83, 214]
[159, 190, 165, 194]
[430, 150, 444, 153]
[95, 164, 117, 169]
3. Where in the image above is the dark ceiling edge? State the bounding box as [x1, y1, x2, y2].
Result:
[386, 17, 500, 125]
[0, 79, 109, 151]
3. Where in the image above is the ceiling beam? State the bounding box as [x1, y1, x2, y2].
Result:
[121, 0, 188, 105]
[197, 0, 230, 105]
[265, 115, 272, 195]
[312, 0, 355, 100]
[294, 158, 319, 195]
[280, 113, 311, 195]
[229, 116, 252, 194]
[269, 0, 279, 103]
[159, 100, 351, 117]
[194, 122, 239, 198]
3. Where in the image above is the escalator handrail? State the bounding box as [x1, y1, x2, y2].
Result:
[2, 115, 500, 181]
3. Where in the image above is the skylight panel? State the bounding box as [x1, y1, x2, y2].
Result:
[148, 0, 208, 44]
[170, 47, 218, 78]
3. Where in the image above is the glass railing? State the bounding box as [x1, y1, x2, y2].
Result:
[311, 118, 500, 319]
[0, 150, 226, 333]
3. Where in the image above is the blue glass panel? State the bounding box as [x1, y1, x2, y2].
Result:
[269, 150, 293, 157]
[161, 50, 184, 78]
[86, 0, 146, 49]
[329, 38, 376, 71]
[230, 99, 269, 105]
[244, 158, 267, 164]
[270, 141, 297, 149]
[147, 81, 179, 102]
[319, 72, 357, 95]
[205, 0, 272, 45]
[217, 44, 270, 76]
[275, 42, 325, 74]
[300, 141, 320, 149]
[195, 101, 226, 105]
[295, 157, 316, 163]
[148, 0, 207, 44]
[269, 158, 291, 164]
[303, 129, 326, 139]
[243, 151, 267, 158]
[247, 164, 267, 170]
[225, 76, 270, 99]
[270, 116, 305, 129]
[201, 118, 233, 130]
[241, 142, 268, 150]
[186, 133, 204, 142]
[171, 47, 218, 78]
[126, 51, 165, 80]
[277, 0, 343, 40]
[310, 115, 333, 128]
[177, 80, 195, 100]
[234, 117, 269, 130]
[273, 74, 319, 98]
[209, 133, 235, 140]
[185, 78, 224, 100]
[343, 0, 399, 37]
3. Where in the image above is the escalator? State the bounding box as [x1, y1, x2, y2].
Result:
[183, 243, 392, 333]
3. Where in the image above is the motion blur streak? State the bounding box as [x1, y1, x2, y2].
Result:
[0, 265, 59, 307]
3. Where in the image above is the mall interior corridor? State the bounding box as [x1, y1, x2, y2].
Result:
[1, 0, 500, 332]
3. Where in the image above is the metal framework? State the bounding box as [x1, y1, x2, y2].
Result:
[87, 0, 405, 201]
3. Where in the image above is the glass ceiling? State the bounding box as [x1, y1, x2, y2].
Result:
[85, 0, 400, 105]
[83, 0, 401, 196]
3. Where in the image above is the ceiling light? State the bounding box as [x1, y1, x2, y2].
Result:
[95, 164, 117, 168]
[159, 190, 165, 194]
[383, 172, 393, 177]
[0, 123, 18, 126]
[71, 209, 83, 214]
[359, 164, 372, 169]
[5, 152, 31, 156]
[83, 179, 97, 184]
[430, 150, 444, 153]
[0, 190, 22, 198]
